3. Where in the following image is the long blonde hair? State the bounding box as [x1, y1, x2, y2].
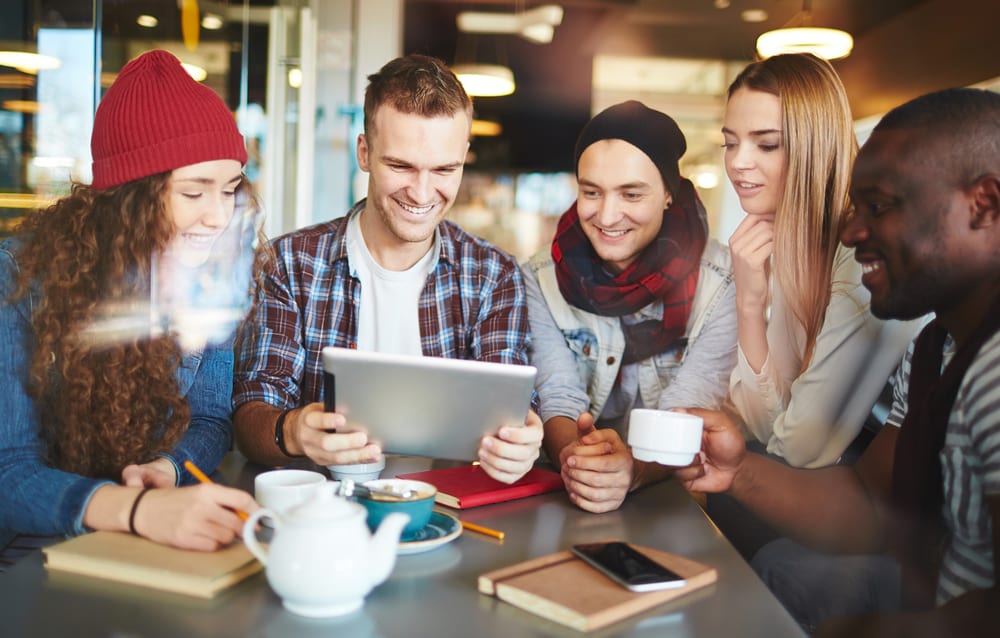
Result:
[728, 53, 857, 370]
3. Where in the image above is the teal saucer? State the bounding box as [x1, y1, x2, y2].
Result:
[397, 511, 462, 555]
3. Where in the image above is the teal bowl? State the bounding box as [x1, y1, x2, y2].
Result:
[358, 479, 437, 541]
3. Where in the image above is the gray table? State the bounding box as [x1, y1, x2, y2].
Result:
[0, 453, 805, 637]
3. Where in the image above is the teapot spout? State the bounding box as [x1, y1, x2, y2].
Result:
[368, 512, 408, 586]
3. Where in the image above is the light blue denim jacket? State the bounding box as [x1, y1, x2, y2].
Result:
[0, 238, 234, 537]
[524, 238, 737, 437]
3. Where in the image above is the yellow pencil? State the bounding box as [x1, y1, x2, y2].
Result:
[460, 520, 505, 541]
[183, 460, 249, 521]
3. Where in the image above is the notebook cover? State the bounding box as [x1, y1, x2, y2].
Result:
[478, 543, 717, 632]
[396, 465, 564, 509]
[43, 531, 261, 599]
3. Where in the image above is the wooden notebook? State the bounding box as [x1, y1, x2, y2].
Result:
[43, 531, 262, 599]
[479, 543, 717, 632]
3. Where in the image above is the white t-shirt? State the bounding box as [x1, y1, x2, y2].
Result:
[345, 213, 439, 355]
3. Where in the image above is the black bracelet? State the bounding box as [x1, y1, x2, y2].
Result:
[128, 487, 152, 536]
[274, 409, 304, 458]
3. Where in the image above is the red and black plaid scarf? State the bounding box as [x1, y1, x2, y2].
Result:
[551, 178, 707, 365]
[891, 291, 1000, 609]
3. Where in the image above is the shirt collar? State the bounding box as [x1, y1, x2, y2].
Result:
[338, 199, 459, 276]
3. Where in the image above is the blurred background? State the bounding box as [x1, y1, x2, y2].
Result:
[1, 0, 998, 261]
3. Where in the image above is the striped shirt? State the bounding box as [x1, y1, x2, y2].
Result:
[886, 330, 1000, 604]
[233, 201, 530, 410]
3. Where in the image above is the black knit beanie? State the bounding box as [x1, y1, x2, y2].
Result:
[573, 100, 686, 196]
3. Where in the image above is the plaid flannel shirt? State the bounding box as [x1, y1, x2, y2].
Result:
[233, 201, 530, 410]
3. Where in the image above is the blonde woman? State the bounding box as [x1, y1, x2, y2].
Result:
[721, 53, 922, 470]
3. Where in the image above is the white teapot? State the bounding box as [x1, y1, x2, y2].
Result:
[243, 481, 409, 617]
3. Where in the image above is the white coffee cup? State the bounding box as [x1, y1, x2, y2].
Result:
[627, 409, 704, 466]
[254, 469, 327, 512]
[327, 457, 386, 484]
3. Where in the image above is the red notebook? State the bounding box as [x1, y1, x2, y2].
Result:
[396, 465, 564, 509]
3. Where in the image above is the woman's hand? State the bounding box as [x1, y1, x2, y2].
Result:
[121, 457, 177, 488]
[131, 484, 260, 551]
[729, 215, 774, 372]
[729, 214, 774, 315]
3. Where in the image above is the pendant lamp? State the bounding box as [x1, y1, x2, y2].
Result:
[756, 0, 853, 60]
[453, 64, 515, 97]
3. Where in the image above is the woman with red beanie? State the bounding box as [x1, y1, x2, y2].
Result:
[0, 49, 259, 557]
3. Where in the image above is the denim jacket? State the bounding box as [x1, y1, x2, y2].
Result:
[524, 238, 737, 435]
[0, 239, 234, 537]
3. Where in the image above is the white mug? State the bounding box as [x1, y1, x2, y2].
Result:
[328, 457, 386, 484]
[253, 469, 327, 513]
[627, 409, 704, 466]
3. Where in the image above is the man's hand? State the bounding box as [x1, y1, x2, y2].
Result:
[122, 457, 178, 488]
[672, 408, 747, 494]
[478, 409, 544, 484]
[286, 402, 383, 466]
[560, 413, 633, 513]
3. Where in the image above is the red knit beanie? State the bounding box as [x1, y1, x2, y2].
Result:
[91, 49, 248, 190]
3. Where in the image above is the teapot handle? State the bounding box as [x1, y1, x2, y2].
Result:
[242, 508, 280, 565]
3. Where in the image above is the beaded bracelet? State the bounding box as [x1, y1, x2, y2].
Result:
[274, 409, 304, 458]
[128, 487, 152, 536]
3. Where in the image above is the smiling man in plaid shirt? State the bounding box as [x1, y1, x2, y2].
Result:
[232, 54, 542, 484]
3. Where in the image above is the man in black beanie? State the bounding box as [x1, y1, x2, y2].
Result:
[522, 100, 738, 512]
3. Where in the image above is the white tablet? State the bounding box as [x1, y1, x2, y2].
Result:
[321, 347, 537, 461]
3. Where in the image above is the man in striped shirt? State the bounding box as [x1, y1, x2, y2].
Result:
[233, 54, 542, 484]
[676, 87, 1000, 635]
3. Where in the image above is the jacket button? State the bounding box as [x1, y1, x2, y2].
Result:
[606, 356, 616, 365]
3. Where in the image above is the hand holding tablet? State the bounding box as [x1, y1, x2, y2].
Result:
[321, 347, 536, 462]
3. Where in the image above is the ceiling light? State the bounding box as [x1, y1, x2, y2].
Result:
[693, 169, 719, 189]
[471, 119, 503, 137]
[137, 14, 158, 28]
[201, 14, 223, 30]
[32, 156, 75, 168]
[288, 67, 302, 89]
[755, 0, 852, 60]
[0, 73, 35, 88]
[756, 27, 853, 60]
[3, 99, 42, 114]
[453, 64, 515, 97]
[0, 51, 62, 73]
[0, 192, 53, 209]
[457, 4, 564, 45]
[741, 9, 768, 23]
[181, 63, 207, 82]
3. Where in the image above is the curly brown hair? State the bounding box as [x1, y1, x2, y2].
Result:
[13, 174, 190, 479]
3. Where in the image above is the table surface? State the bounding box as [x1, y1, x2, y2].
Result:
[0, 453, 805, 638]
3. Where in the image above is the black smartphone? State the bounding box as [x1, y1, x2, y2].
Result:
[570, 542, 687, 592]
